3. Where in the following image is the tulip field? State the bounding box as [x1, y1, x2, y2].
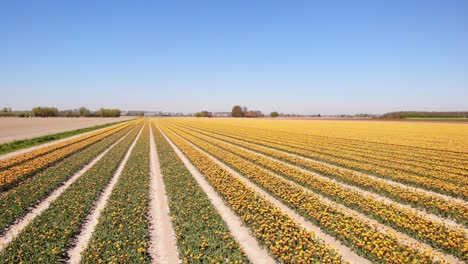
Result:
[0, 118, 466, 263]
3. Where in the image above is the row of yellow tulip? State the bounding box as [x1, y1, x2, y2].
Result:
[179, 118, 468, 153]
[170, 123, 467, 226]
[159, 124, 345, 263]
[0, 123, 143, 263]
[170, 121, 466, 199]
[173, 119, 468, 168]
[164, 123, 467, 260]
[159, 123, 452, 264]
[0, 120, 139, 190]
[173, 121, 467, 187]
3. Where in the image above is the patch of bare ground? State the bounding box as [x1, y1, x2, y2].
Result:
[148, 125, 180, 263]
[0, 117, 134, 144]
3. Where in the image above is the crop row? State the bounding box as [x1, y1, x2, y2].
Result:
[166, 123, 467, 259]
[171, 122, 466, 199]
[181, 118, 468, 162]
[0, 123, 142, 263]
[152, 122, 249, 263]
[159, 123, 452, 263]
[184, 121, 468, 178]
[0, 120, 134, 170]
[0, 123, 136, 233]
[170, 123, 468, 226]
[158, 123, 345, 263]
[81, 122, 150, 263]
[173, 119, 468, 168]
[0, 121, 137, 191]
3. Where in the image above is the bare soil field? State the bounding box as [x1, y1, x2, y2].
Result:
[0, 117, 134, 144]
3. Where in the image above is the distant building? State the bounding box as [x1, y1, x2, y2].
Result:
[212, 112, 231, 117]
[244, 110, 263, 118]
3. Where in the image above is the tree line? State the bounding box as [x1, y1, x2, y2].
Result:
[382, 111, 468, 119]
[0, 106, 121, 117]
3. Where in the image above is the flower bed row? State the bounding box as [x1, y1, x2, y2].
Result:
[0, 121, 137, 191]
[167, 123, 467, 259]
[172, 123, 468, 227]
[172, 122, 466, 199]
[159, 123, 344, 263]
[81, 122, 150, 263]
[160, 123, 452, 263]
[0, 124, 142, 263]
[0, 120, 134, 170]
[0, 122, 136, 233]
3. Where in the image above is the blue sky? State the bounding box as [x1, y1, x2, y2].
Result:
[1, 0, 467, 114]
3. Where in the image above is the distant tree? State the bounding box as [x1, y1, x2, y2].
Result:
[137, 111, 144, 117]
[242, 106, 248, 113]
[94, 108, 121, 117]
[270, 111, 279, 118]
[32, 106, 59, 117]
[195, 112, 203, 117]
[78, 107, 91, 117]
[231, 105, 244, 117]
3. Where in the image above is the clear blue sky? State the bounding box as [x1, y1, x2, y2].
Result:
[1, 0, 467, 114]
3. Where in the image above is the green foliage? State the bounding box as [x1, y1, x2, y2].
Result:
[231, 105, 244, 117]
[32, 106, 59, 117]
[270, 111, 279, 117]
[383, 111, 468, 119]
[95, 108, 121, 117]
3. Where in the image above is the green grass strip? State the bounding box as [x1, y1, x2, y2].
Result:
[0, 124, 135, 233]
[0, 124, 142, 263]
[81, 124, 151, 263]
[0, 119, 132, 156]
[152, 122, 249, 263]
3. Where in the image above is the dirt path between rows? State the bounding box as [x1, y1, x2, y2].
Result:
[0, 127, 135, 252]
[157, 125, 275, 264]
[148, 125, 180, 264]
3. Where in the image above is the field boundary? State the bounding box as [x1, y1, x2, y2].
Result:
[0, 119, 133, 161]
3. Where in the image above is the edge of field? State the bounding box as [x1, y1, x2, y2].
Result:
[0, 118, 136, 159]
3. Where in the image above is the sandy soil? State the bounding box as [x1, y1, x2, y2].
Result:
[148, 125, 180, 263]
[0, 117, 135, 144]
